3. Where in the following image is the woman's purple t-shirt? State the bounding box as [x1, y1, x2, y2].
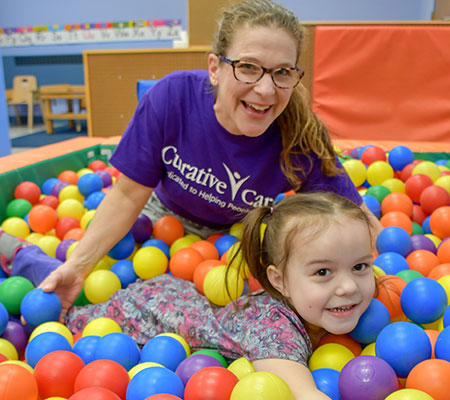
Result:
[109, 70, 361, 228]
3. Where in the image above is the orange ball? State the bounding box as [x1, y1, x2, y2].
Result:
[193, 259, 222, 294]
[58, 170, 79, 184]
[64, 227, 85, 241]
[318, 333, 362, 357]
[153, 216, 184, 246]
[406, 250, 440, 276]
[375, 275, 407, 320]
[381, 192, 413, 217]
[28, 205, 58, 233]
[428, 263, 450, 280]
[437, 239, 450, 264]
[406, 359, 450, 400]
[248, 274, 263, 292]
[430, 206, 450, 239]
[104, 166, 121, 179]
[190, 240, 219, 260]
[169, 247, 204, 281]
[0, 363, 39, 400]
[380, 211, 413, 235]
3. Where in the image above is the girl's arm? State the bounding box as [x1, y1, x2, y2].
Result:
[252, 358, 332, 400]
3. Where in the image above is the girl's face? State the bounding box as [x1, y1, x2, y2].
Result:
[208, 25, 297, 137]
[268, 216, 375, 335]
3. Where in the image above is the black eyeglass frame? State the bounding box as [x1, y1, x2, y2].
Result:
[218, 55, 304, 89]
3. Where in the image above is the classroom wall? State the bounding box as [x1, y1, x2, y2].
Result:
[0, 48, 11, 156]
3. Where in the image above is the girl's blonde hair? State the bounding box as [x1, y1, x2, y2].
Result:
[213, 0, 340, 190]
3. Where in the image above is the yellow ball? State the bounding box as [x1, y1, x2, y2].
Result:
[80, 209, 96, 230]
[382, 178, 406, 194]
[58, 184, 84, 203]
[373, 265, 386, 279]
[360, 342, 376, 356]
[29, 321, 74, 345]
[170, 236, 196, 257]
[0, 338, 18, 360]
[435, 176, 450, 195]
[133, 246, 168, 280]
[158, 332, 191, 357]
[1, 217, 30, 239]
[184, 233, 202, 243]
[93, 257, 112, 272]
[227, 357, 254, 380]
[260, 222, 267, 243]
[66, 241, 78, 260]
[226, 242, 249, 279]
[77, 167, 94, 177]
[229, 222, 244, 239]
[230, 371, 294, 400]
[424, 234, 441, 248]
[82, 317, 122, 337]
[358, 188, 368, 196]
[37, 235, 61, 257]
[128, 361, 164, 379]
[203, 265, 244, 306]
[1, 360, 34, 374]
[57, 199, 85, 220]
[384, 388, 434, 400]
[84, 270, 121, 304]
[308, 343, 355, 372]
[412, 161, 441, 183]
[437, 275, 450, 306]
[367, 161, 394, 186]
[343, 159, 367, 187]
[25, 232, 44, 245]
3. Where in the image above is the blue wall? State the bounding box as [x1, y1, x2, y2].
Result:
[0, 48, 11, 156]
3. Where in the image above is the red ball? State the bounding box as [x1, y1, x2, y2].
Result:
[74, 359, 129, 400]
[430, 207, 450, 239]
[399, 160, 422, 182]
[169, 248, 204, 282]
[88, 160, 108, 171]
[420, 185, 450, 215]
[34, 350, 85, 399]
[405, 174, 434, 203]
[145, 396, 183, 400]
[69, 387, 121, 400]
[104, 166, 121, 179]
[411, 204, 427, 225]
[248, 274, 263, 292]
[38, 195, 60, 209]
[28, 204, 59, 233]
[14, 181, 41, 205]
[206, 233, 224, 244]
[184, 366, 238, 400]
[360, 146, 386, 166]
[381, 192, 413, 217]
[55, 217, 81, 240]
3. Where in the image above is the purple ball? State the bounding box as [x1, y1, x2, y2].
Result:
[175, 354, 223, 386]
[95, 169, 112, 187]
[131, 213, 153, 243]
[338, 355, 398, 400]
[0, 320, 29, 353]
[55, 239, 76, 262]
[50, 181, 70, 197]
[410, 235, 437, 254]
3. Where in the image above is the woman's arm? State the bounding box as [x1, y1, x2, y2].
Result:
[252, 358, 332, 400]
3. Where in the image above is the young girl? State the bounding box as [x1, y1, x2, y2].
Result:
[64, 191, 376, 400]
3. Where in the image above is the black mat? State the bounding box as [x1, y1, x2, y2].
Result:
[11, 125, 88, 147]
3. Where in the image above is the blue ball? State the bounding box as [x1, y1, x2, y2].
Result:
[273, 192, 286, 205]
[373, 252, 410, 275]
[0, 302, 8, 335]
[388, 146, 414, 171]
[126, 366, 184, 400]
[400, 277, 448, 324]
[362, 194, 381, 218]
[422, 216, 432, 234]
[93, 332, 140, 371]
[110, 260, 138, 288]
[443, 305, 450, 328]
[311, 368, 341, 400]
[375, 321, 431, 378]
[41, 178, 61, 195]
[349, 298, 390, 344]
[73, 335, 100, 364]
[141, 238, 170, 259]
[77, 173, 104, 197]
[107, 231, 135, 260]
[376, 227, 412, 257]
[25, 332, 72, 368]
[214, 234, 239, 258]
[20, 288, 62, 326]
[435, 325, 450, 362]
[83, 191, 106, 210]
[140, 335, 187, 371]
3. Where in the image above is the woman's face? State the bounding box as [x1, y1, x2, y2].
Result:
[208, 25, 298, 138]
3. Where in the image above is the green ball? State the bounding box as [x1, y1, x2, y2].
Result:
[396, 269, 423, 283]
[73, 286, 92, 306]
[0, 276, 34, 314]
[365, 185, 391, 204]
[411, 222, 425, 235]
[6, 199, 32, 219]
[192, 349, 228, 367]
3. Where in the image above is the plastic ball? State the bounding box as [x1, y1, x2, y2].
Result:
[361, 145, 386, 166]
[0, 320, 28, 354]
[57, 199, 85, 220]
[318, 333, 362, 357]
[153, 216, 184, 246]
[130, 213, 153, 243]
[385, 389, 434, 399]
[434, 326, 450, 362]
[367, 161, 394, 186]
[362, 194, 381, 218]
[126, 367, 184, 400]
[93, 332, 140, 371]
[128, 361, 164, 379]
[74, 359, 129, 400]
[227, 357, 254, 380]
[141, 238, 170, 258]
[107, 231, 135, 260]
[310, 368, 340, 400]
[375, 321, 432, 378]
[38, 193, 59, 208]
[203, 265, 244, 306]
[309, 343, 354, 372]
[145, 395, 182, 400]
[110, 260, 138, 288]
[380, 211, 413, 235]
[25, 332, 72, 368]
[406, 250, 440, 276]
[388, 146, 414, 171]
[73, 335, 100, 364]
[95, 169, 113, 187]
[412, 161, 441, 183]
[132, 246, 168, 280]
[89, 159, 108, 171]
[55, 239, 76, 262]
[0, 363, 39, 400]
[437, 239, 450, 263]
[374, 252, 410, 275]
[343, 159, 367, 187]
[420, 185, 450, 215]
[214, 234, 239, 258]
[190, 240, 220, 260]
[169, 236, 197, 257]
[428, 263, 450, 280]
[77, 173, 104, 197]
[0, 337, 18, 360]
[84, 269, 121, 304]
[69, 386, 121, 399]
[6, 198, 32, 218]
[1, 216, 30, 238]
[175, 354, 223, 386]
[366, 185, 391, 203]
[14, 181, 41, 204]
[84, 191, 106, 210]
[59, 184, 84, 203]
[27, 204, 58, 234]
[230, 371, 293, 400]
[382, 178, 406, 194]
[376, 227, 412, 257]
[37, 235, 61, 257]
[34, 350, 85, 399]
[20, 288, 62, 326]
[410, 234, 436, 254]
[396, 269, 423, 283]
[42, 177, 61, 195]
[51, 181, 70, 198]
[0, 276, 34, 314]
[29, 321, 74, 345]
[430, 206, 450, 239]
[82, 317, 122, 337]
[169, 247, 204, 281]
[0, 302, 8, 335]
[140, 334, 187, 372]
[58, 170, 79, 184]
[381, 192, 413, 216]
[338, 355, 398, 400]
[405, 174, 433, 203]
[405, 358, 450, 400]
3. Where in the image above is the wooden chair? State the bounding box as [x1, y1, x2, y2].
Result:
[6, 75, 39, 131]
